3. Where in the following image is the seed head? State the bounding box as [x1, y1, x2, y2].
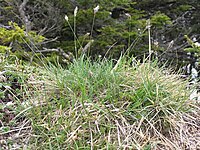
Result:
[65, 15, 69, 21]
[93, 5, 99, 14]
[74, 6, 78, 17]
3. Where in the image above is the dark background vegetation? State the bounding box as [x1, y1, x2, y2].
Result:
[0, 0, 200, 71]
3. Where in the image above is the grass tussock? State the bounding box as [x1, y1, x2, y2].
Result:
[0, 55, 199, 149]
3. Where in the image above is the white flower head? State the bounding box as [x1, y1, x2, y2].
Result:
[85, 32, 90, 36]
[93, 5, 99, 14]
[74, 6, 78, 17]
[65, 15, 69, 21]
[195, 42, 200, 47]
[125, 13, 131, 18]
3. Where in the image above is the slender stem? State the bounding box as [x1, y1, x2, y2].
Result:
[66, 20, 82, 50]
[89, 14, 96, 55]
[74, 16, 77, 58]
[90, 14, 96, 39]
[147, 19, 151, 63]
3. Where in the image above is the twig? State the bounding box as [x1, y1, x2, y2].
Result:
[35, 48, 74, 62]
[18, 0, 32, 32]
[79, 40, 94, 54]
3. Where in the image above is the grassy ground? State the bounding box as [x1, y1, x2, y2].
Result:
[0, 54, 199, 149]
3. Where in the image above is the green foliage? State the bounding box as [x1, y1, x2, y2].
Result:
[77, 0, 132, 9]
[0, 22, 45, 62]
[151, 12, 172, 28]
[0, 22, 45, 45]
[0, 45, 11, 53]
[184, 35, 200, 57]
[175, 4, 192, 12]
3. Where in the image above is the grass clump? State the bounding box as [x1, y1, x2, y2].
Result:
[0, 55, 198, 149]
